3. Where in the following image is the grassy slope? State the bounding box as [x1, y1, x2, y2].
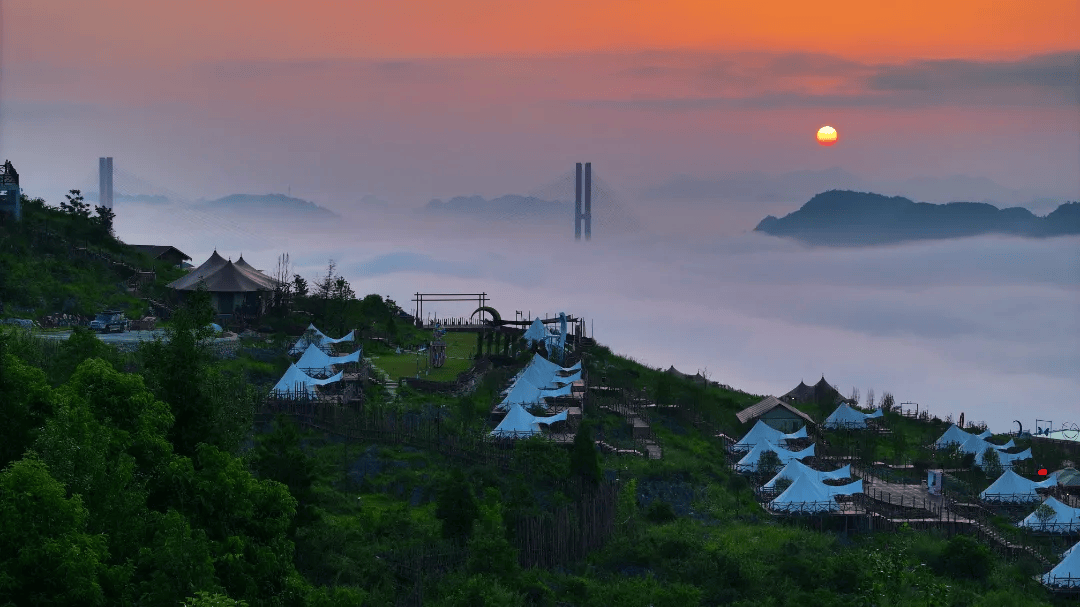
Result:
[279, 341, 1073, 606]
[0, 195, 185, 319]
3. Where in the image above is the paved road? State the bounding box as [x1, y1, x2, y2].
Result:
[33, 329, 238, 344]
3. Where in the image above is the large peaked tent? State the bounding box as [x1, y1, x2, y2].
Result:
[1017, 497, 1080, 533]
[980, 469, 1057, 503]
[289, 324, 356, 355]
[935, 425, 1005, 450]
[522, 318, 547, 346]
[733, 420, 808, 452]
[823, 403, 884, 429]
[490, 403, 568, 438]
[270, 364, 343, 398]
[736, 440, 815, 473]
[497, 354, 582, 411]
[763, 460, 852, 490]
[768, 474, 863, 513]
[295, 343, 362, 377]
[1042, 540, 1080, 589]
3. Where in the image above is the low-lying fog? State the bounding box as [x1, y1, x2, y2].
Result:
[115, 199, 1080, 435]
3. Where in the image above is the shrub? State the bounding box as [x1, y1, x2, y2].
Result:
[941, 535, 992, 581]
[646, 500, 677, 524]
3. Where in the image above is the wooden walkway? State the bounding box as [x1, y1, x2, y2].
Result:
[852, 464, 1051, 567]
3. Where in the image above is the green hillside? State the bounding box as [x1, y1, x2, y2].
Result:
[0, 202, 1076, 606]
[0, 191, 185, 320]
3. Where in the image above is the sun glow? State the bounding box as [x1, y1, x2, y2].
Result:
[816, 125, 838, 146]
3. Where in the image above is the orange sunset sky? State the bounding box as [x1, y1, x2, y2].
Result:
[1, 0, 1078, 208]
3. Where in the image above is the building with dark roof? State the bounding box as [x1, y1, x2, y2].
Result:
[167, 251, 280, 315]
[736, 396, 816, 432]
[129, 245, 192, 267]
[781, 376, 854, 407]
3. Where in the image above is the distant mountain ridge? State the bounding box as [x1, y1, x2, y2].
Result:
[645, 168, 1066, 211]
[199, 193, 339, 218]
[754, 190, 1080, 246]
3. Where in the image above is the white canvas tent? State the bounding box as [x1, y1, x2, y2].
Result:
[733, 420, 808, 452]
[736, 440, 815, 473]
[497, 354, 582, 410]
[1017, 497, 1080, 534]
[823, 403, 884, 429]
[934, 425, 1002, 450]
[522, 318, 547, 347]
[294, 343, 361, 377]
[289, 324, 356, 355]
[490, 403, 568, 438]
[1042, 540, 1080, 589]
[270, 363, 343, 398]
[980, 469, 1057, 503]
[763, 459, 852, 490]
[768, 474, 863, 513]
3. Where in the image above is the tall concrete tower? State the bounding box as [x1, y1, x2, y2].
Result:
[98, 157, 113, 209]
[574, 162, 592, 240]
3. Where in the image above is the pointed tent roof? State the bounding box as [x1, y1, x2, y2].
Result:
[763, 459, 851, 489]
[782, 381, 815, 403]
[270, 363, 343, 398]
[824, 403, 885, 429]
[234, 255, 259, 273]
[736, 440, 815, 473]
[168, 260, 276, 292]
[522, 318, 547, 346]
[1042, 539, 1080, 588]
[736, 396, 816, 426]
[295, 343, 361, 377]
[289, 324, 355, 355]
[1017, 497, 1080, 533]
[490, 403, 568, 438]
[980, 469, 1057, 503]
[813, 376, 845, 403]
[733, 420, 807, 452]
[768, 475, 862, 513]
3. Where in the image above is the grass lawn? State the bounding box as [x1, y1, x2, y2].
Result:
[368, 331, 477, 382]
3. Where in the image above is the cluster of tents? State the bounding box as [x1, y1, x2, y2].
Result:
[521, 314, 569, 361]
[732, 420, 863, 513]
[933, 424, 1032, 469]
[270, 324, 360, 399]
[490, 352, 581, 439]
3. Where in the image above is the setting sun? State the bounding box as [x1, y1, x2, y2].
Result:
[817, 125, 838, 146]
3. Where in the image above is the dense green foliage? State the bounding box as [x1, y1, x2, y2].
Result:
[0, 192, 184, 319]
[0, 222, 1075, 606]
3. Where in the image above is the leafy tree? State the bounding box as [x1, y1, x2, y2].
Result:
[136, 510, 219, 606]
[941, 534, 992, 581]
[1034, 502, 1056, 529]
[60, 189, 92, 219]
[0, 456, 109, 606]
[757, 449, 782, 479]
[465, 489, 520, 582]
[569, 420, 601, 486]
[157, 443, 298, 605]
[93, 205, 115, 238]
[435, 468, 479, 545]
[879, 392, 895, 413]
[0, 347, 54, 469]
[251, 415, 319, 531]
[292, 274, 309, 297]
[182, 591, 249, 607]
[140, 287, 226, 457]
[980, 447, 1003, 478]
